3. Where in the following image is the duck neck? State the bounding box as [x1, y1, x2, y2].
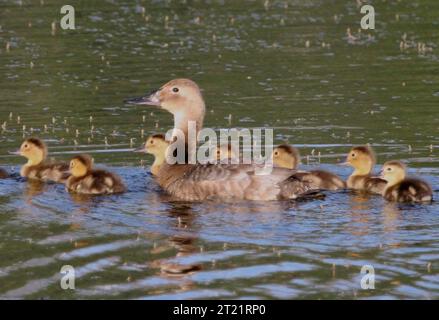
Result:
[351, 161, 373, 177]
[151, 155, 165, 176]
[172, 109, 204, 141]
[25, 154, 44, 167]
[171, 103, 205, 163]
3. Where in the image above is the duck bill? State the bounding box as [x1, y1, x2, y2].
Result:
[133, 145, 146, 153]
[124, 89, 161, 107]
[8, 149, 20, 155]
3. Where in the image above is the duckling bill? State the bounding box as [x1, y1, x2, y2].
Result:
[12, 138, 69, 183]
[66, 154, 126, 195]
[381, 160, 433, 203]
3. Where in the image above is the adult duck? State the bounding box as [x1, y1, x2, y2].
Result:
[126, 79, 321, 202]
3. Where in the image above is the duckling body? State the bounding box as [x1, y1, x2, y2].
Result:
[126, 79, 318, 202]
[15, 138, 69, 183]
[66, 155, 125, 195]
[272, 145, 346, 191]
[381, 160, 433, 203]
[346, 174, 386, 194]
[344, 146, 386, 194]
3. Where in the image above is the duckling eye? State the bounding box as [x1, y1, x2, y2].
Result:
[387, 167, 392, 171]
[351, 153, 356, 157]
[274, 151, 279, 156]
[172, 87, 179, 93]
[24, 144, 29, 149]
[150, 140, 154, 145]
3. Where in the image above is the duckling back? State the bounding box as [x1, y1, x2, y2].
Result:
[384, 178, 433, 203]
[66, 169, 126, 195]
[295, 170, 346, 191]
[347, 175, 386, 195]
[22, 161, 70, 183]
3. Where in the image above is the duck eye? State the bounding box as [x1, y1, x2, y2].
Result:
[172, 87, 179, 93]
[387, 167, 392, 171]
[24, 144, 28, 148]
[351, 153, 355, 157]
[274, 151, 279, 156]
[150, 140, 154, 144]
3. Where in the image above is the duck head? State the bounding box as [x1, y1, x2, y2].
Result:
[271, 144, 300, 169]
[135, 134, 169, 157]
[380, 160, 406, 187]
[70, 154, 93, 178]
[12, 138, 47, 166]
[125, 79, 206, 137]
[342, 146, 376, 175]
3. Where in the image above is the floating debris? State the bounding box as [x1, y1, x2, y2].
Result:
[51, 21, 56, 36]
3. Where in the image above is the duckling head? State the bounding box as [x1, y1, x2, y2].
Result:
[18, 138, 47, 166]
[272, 145, 300, 169]
[380, 160, 406, 187]
[125, 79, 206, 135]
[70, 154, 93, 178]
[344, 146, 376, 175]
[137, 134, 169, 158]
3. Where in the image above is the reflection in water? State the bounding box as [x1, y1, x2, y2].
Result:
[24, 180, 46, 200]
[347, 191, 373, 236]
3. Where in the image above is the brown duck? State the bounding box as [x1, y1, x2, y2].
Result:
[126, 79, 320, 202]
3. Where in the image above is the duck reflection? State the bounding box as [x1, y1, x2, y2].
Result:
[150, 202, 202, 278]
[347, 191, 373, 236]
[24, 180, 46, 200]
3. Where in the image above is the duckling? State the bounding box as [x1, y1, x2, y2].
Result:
[12, 138, 69, 183]
[0, 168, 8, 179]
[66, 154, 125, 194]
[125, 79, 320, 202]
[380, 160, 433, 203]
[134, 134, 169, 176]
[272, 144, 346, 190]
[343, 145, 387, 194]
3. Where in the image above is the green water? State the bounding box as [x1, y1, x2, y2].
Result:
[0, 0, 438, 299]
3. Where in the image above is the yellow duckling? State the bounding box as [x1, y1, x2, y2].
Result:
[134, 134, 169, 176]
[12, 138, 69, 183]
[272, 144, 346, 190]
[343, 145, 386, 194]
[380, 160, 433, 203]
[66, 154, 126, 194]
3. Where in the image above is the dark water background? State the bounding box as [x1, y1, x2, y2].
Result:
[0, 0, 438, 299]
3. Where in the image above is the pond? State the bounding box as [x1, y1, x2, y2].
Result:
[0, 0, 438, 299]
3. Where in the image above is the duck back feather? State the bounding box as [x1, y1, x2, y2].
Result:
[21, 161, 70, 183]
[384, 178, 433, 203]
